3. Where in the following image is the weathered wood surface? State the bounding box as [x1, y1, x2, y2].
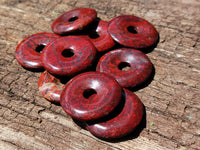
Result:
[0, 0, 199, 149]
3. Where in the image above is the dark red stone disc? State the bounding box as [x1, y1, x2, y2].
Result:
[108, 15, 159, 49]
[86, 89, 144, 139]
[52, 8, 97, 35]
[41, 36, 97, 76]
[60, 72, 122, 121]
[38, 71, 65, 103]
[96, 48, 152, 88]
[82, 20, 115, 52]
[15, 32, 59, 69]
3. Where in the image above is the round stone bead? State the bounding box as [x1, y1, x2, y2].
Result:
[86, 89, 144, 139]
[96, 48, 152, 88]
[108, 15, 159, 49]
[52, 8, 97, 35]
[15, 32, 59, 69]
[82, 20, 115, 52]
[41, 36, 97, 76]
[38, 71, 65, 103]
[60, 72, 122, 121]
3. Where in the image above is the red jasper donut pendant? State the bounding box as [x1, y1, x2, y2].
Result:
[38, 71, 65, 103]
[60, 72, 122, 121]
[52, 8, 97, 35]
[96, 48, 152, 88]
[41, 36, 96, 76]
[15, 32, 59, 69]
[108, 15, 159, 49]
[83, 20, 115, 52]
[86, 89, 144, 139]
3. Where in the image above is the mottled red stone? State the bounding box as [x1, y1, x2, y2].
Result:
[41, 36, 97, 76]
[38, 71, 65, 103]
[96, 48, 152, 88]
[108, 15, 159, 49]
[60, 72, 122, 121]
[86, 89, 144, 139]
[81, 20, 115, 52]
[52, 8, 97, 35]
[15, 32, 60, 69]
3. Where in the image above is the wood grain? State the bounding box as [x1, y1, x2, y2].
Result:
[0, 0, 199, 149]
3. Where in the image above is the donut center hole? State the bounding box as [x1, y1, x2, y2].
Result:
[68, 16, 78, 22]
[62, 49, 74, 58]
[35, 44, 45, 53]
[118, 62, 131, 71]
[127, 26, 137, 34]
[83, 89, 97, 99]
[89, 32, 100, 39]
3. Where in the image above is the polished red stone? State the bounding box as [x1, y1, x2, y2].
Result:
[82, 20, 115, 52]
[86, 89, 144, 139]
[41, 36, 97, 76]
[52, 8, 97, 35]
[96, 48, 152, 88]
[38, 71, 65, 103]
[60, 72, 122, 121]
[108, 15, 159, 49]
[15, 32, 59, 69]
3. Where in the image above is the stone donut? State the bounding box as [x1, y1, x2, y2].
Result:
[41, 36, 97, 76]
[86, 89, 144, 139]
[108, 15, 159, 49]
[15, 32, 59, 69]
[52, 8, 97, 35]
[96, 48, 152, 88]
[60, 72, 122, 121]
[82, 20, 115, 52]
[38, 71, 65, 103]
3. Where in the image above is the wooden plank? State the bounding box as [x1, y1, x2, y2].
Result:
[0, 0, 199, 149]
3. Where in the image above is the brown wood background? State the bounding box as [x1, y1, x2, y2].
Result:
[0, 0, 199, 149]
